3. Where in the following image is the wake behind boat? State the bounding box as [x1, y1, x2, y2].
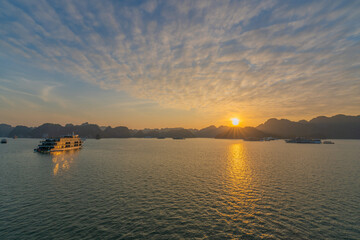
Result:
[34, 134, 83, 153]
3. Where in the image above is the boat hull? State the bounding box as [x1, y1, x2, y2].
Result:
[35, 146, 82, 153]
[50, 146, 82, 152]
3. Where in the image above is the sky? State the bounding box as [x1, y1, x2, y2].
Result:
[0, 0, 359, 129]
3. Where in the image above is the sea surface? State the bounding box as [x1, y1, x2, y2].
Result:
[0, 138, 359, 239]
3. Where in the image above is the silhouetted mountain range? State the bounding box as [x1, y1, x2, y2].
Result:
[197, 125, 230, 138]
[132, 128, 195, 138]
[0, 124, 13, 137]
[256, 114, 360, 139]
[215, 127, 268, 139]
[102, 126, 131, 138]
[7, 123, 104, 139]
[1, 114, 359, 139]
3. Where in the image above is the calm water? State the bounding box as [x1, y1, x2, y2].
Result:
[0, 138, 359, 239]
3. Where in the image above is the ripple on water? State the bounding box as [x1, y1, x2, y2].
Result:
[0, 139, 359, 239]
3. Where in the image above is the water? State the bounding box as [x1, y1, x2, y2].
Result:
[0, 138, 359, 239]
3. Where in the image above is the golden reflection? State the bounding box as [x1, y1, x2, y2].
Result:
[51, 150, 79, 176]
[224, 143, 259, 227]
[227, 143, 251, 182]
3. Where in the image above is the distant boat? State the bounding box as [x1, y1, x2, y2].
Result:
[244, 137, 263, 141]
[34, 134, 83, 153]
[263, 137, 276, 141]
[157, 137, 166, 139]
[95, 134, 101, 140]
[323, 140, 334, 144]
[173, 137, 185, 140]
[285, 138, 321, 144]
[1, 139, 7, 144]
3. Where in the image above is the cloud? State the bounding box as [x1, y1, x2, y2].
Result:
[1, 0, 359, 120]
[0, 76, 67, 108]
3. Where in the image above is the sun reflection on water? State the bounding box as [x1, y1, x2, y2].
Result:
[227, 143, 252, 182]
[223, 143, 262, 234]
[51, 150, 79, 176]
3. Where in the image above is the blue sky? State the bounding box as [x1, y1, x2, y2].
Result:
[0, 0, 359, 128]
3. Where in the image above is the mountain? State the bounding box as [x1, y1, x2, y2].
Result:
[256, 118, 313, 138]
[215, 127, 267, 139]
[196, 125, 229, 138]
[0, 124, 13, 137]
[4, 123, 103, 138]
[308, 114, 360, 138]
[133, 130, 145, 138]
[102, 126, 131, 138]
[2, 114, 359, 139]
[29, 123, 103, 138]
[257, 114, 360, 139]
[8, 126, 33, 138]
[30, 123, 66, 138]
[67, 123, 102, 138]
[133, 128, 196, 138]
[163, 129, 195, 138]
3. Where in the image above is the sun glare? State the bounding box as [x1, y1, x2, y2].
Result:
[231, 118, 240, 126]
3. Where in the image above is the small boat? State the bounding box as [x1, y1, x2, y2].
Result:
[1, 139, 7, 144]
[323, 140, 334, 144]
[244, 137, 263, 141]
[173, 137, 185, 140]
[263, 137, 276, 141]
[157, 136, 166, 139]
[34, 134, 83, 153]
[285, 138, 321, 144]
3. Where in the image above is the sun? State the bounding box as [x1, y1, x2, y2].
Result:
[231, 118, 240, 126]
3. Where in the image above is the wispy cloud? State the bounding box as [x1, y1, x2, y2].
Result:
[0, 76, 66, 108]
[0, 0, 359, 124]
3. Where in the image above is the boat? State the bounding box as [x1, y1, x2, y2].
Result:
[157, 136, 166, 139]
[263, 137, 276, 141]
[173, 137, 185, 140]
[285, 138, 321, 144]
[1, 139, 7, 144]
[244, 137, 263, 141]
[34, 134, 83, 153]
[323, 140, 334, 144]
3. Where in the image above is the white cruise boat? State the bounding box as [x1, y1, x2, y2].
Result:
[34, 135, 83, 153]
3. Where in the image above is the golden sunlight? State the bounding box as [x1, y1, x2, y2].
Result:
[231, 118, 240, 126]
[51, 151, 77, 176]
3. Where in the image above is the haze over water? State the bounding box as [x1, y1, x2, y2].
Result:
[1, 138, 359, 239]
